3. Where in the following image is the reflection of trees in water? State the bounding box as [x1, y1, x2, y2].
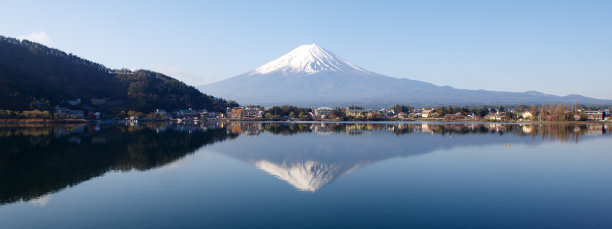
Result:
[0, 124, 237, 205]
[229, 122, 609, 143]
[0, 122, 608, 204]
[219, 122, 610, 192]
[262, 122, 313, 135]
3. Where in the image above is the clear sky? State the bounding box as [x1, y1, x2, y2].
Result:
[1, 0, 611, 99]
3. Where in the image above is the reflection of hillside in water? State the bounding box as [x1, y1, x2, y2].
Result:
[217, 122, 610, 192]
[0, 122, 237, 205]
[1, 122, 609, 203]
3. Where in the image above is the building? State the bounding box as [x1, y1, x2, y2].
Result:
[521, 111, 534, 120]
[227, 106, 263, 119]
[443, 112, 465, 120]
[345, 106, 365, 118]
[231, 107, 244, 119]
[174, 108, 199, 118]
[466, 113, 480, 120]
[240, 122, 265, 135]
[87, 111, 101, 119]
[484, 112, 506, 121]
[421, 108, 435, 118]
[127, 116, 139, 124]
[55, 106, 84, 119]
[314, 107, 334, 118]
[364, 109, 379, 118]
[203, 112, 224, 119]
[242, 105, 263, 118]
[155, 109, 167, 116]
[379, 108, 394, 117]
[154, 109, 171, 119]
[584, 111, 604, 121]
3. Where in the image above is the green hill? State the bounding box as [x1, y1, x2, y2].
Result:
[0, 35, 237, 112]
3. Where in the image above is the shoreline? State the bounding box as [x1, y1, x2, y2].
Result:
[0, 118, 609, 126]
[0, 118, 88, 124]
[221, 119, 610, 125]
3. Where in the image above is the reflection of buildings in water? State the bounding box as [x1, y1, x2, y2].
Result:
[587, 124, 604, 135]
[344, 124, 364, 135]
[219, 122, 612, 192]
[421, 123, 432, 134]
[147, 121, 229, 134]
[172, 125, 201, 133]
[344, 123, 376, 135]
[486, 123, 504, 133]
[466, 123, 478, 131]
[54, 125, 85, 138]
[229, 122, 264, 135]
[522, 125, 533, 134]
[4, 121, 608, 202]
[243, 123, 264, 136]
[202, 121, 225, 130]
[230, 122, 243, 134]
[154, 125, 168, 134]
[390, 123, 415, 134]
[214, 122, 611, 140]
[311, 123, 332, 135]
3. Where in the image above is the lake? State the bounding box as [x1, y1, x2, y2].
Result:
[1, 122, 611, 228]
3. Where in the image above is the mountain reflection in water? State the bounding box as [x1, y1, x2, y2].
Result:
[217, 122, 610, 192]
[0, 122, 609, 204]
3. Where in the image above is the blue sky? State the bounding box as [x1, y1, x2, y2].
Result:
[2, 0, 611, 99]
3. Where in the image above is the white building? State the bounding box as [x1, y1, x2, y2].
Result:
[421, 108, 435, 118]
[314, 107, 334, 118]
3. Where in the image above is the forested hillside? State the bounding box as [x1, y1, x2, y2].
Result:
[0, 36, 237, 112]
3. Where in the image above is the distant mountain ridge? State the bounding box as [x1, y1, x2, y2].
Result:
[0, 35, 236, 112]
[199, 44, 611, 106]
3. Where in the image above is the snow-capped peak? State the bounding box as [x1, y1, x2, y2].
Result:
[252, 44, 372, 75]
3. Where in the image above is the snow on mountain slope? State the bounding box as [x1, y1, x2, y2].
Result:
[198, 44, 612, 106]
[252, 44, 372, 76]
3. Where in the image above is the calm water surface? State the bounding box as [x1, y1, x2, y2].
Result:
[1, 122, 611, 228]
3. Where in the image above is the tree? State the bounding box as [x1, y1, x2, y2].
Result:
[0, 36, 237, 112]
[391, 104, 412, 113]
[331, 109, 345, 119]
[127, 110, 144, 118]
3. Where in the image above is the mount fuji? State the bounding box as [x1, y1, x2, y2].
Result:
[199, 44, 611, 106]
